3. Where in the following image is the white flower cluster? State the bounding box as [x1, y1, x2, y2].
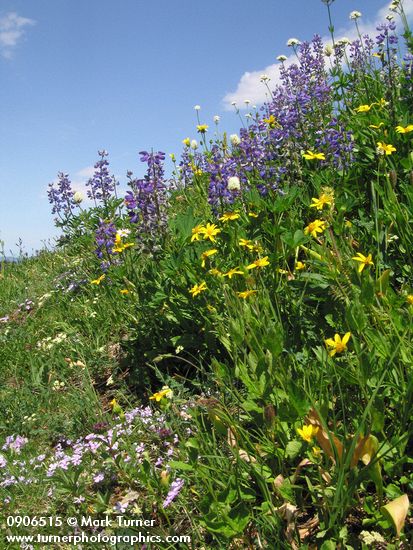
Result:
[37, 332, 67, 351]
[349, 11, 362, 20]
[359, 530, 385, 546]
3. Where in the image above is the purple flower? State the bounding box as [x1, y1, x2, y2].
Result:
[47, 172, 78, 223]
[162, 478, 184, 508]
[86, 150, 118, 206]
[93, 472, 104, 483]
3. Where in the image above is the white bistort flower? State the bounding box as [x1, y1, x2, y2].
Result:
[287, 38, 301, 47]
[227, 176, 241, 191]
[190, 139, 198, 150]
[349, 11, 362, 20]
[213, 115, 220, 123]
[277, 55, 287, 62]
[73, 191, 84, 204]
[260, 74, 270, 82]
[194, 105, 201, 111]
[230, 134, 241, 145]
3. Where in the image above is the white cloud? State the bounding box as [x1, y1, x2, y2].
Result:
[223, 1, 413, 109]
[0, 11, 35, 59]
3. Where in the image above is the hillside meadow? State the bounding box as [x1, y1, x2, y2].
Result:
[1, 2, 413, 548]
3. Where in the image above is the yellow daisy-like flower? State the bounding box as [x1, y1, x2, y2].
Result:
[295, 261, 305, 271]
[377, 141, 396, 155]
[239, 238, 255, 250]
[202, 223, 221, 242]
[208, 268, 222, 276]
[352, 252, 374, 273]
[237, 290, 258, 299]
[120, 289, 130, 294]
[191, 225, 205, 242]
[189, 281, 207, 297]
[297, 424, 319, 443]
[246, 256, 270, 270]
[201, 249, 218, 268]
[182, 137, 191, 147]
[248, 212, 259, 218]
[369, 122, 384, 129]
[149, 386, 173, 402]
[325, 332, 351, 357]
[219, 212, 240, 222]
[223, 268, 244, 279]
[304, 219, 327, 238]
[312, 446, 322, 458]
[302, 150, 326, 161]
[91, 274, 105, 285]
[406, 295, 413, 305]
[263, 114, 279, 128]
[395, 124, 413, 134]
[196, 124, 209, 133]
[356, 104, 373, 113]
[310, 193, 333, 210]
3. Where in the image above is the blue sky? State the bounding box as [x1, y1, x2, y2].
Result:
[0, 0, 410, 254]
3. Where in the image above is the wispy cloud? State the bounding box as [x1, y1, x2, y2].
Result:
[0, 11, 35, 59]
[223, 1, 413, 109]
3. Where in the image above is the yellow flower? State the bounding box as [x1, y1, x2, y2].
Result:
[310, 193, 333, 210]
[239, 238, 254, 250]
[263, 114, 279, 128]
[304, 219, 326, 238]
[237, 290, 258, 299]
[246, 256, 270, 270]
[208, 268, 222, 276]
[377, 98, 387, 108]
[202, 223, 221, 242]
[352, 252, 374, 273]
[223, 268, 244, 279]
[120, 289, 130, 294]
[248, 212, 259, 218]
[312, 446, 322, 458]
[191, 225, 204, 242]
[325, 332, 351, 357]
[91, 274, 105, 285]
[302, 150, 326, 160]
[149, 386, 173, 402]
[377, 141, 396, 155]
[201, 249, 218, 268]
[196, 124, 209, 133]
[189, 281, 207, 297]
[406, 295, 413, 305]
[295, 261, 305, 271]
[369, 122, 384, 129]
[395, 124, 413, 134]
[182, 137, 191, 146]
[297, 424, 319, 443]
[219, 212, 240, 222]
[356, 104, 373, 113]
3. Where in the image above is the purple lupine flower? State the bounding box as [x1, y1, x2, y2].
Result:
[125, 151, 169, 243]
[162, 478, 184, 508]
[94, 218, 117, 267]
[47, 172, 78, 222]
[86, 150, 118, 206]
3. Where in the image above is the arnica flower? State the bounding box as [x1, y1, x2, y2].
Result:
[239, 238, 255, 250]
[406, 295, 413, 305]
[189, 282, 207, 297]
[377, 142, 396, 155]
[302, 150, 326, 161]
[209, 268, 222, 276]
[237, 290, 257, 299]
[91, 274, 105, 285]
[182, 138, 191, 147]
[356, 104, 373, 113]
[310, 193, 333, 210]
[149, 386, 173, 402]
[223, 268, 244, 279]
[395, 124, 413, 134]
[191, 225, 204, 242]
[202, 223, 221, 242]
[263, 114, 278, 128]
[295, 261, 305, 271]
[246, 256, 270, 270]
[369, 123, 384, 129]
[352, 252, 374, 272]
[120, 289, 129, 295]
[201, 249, 218, 268]
[219, 212, 240, 222]
[248, 212, 258, 218]
[227, 176, 241, 191]
[304, 219, 327, 238]
[297, 424, 319, 443]
[325, 332, 351, 356]
[196, 124, 209, 134]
